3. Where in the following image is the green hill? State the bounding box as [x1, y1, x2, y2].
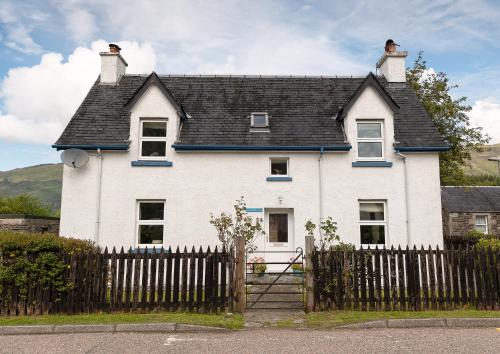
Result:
[465, 143, 500, 176]
[0, 163, 62, 212]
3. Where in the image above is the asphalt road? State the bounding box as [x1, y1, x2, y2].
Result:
[0, 328, 499, 354]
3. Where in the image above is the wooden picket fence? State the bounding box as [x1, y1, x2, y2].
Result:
[312, 246, 499, 311]
[0, 246, 234, 316]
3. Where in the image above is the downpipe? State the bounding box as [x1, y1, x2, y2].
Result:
[396, 151, 410, 246]
[318, 147, 324, 231]
[95, 148, 103, 245]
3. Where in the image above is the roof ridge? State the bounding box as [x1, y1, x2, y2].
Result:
[123, 74, 369, 79]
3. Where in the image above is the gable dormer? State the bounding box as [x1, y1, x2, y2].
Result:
[337, 73, 399, 163]
[125, 73, 187, 165]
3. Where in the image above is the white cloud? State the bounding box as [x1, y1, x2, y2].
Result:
[0, 40, 156, 144]
[3, 24, 42, 54]
[469, 98, 500, 144]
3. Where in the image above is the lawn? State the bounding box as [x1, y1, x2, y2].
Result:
[0, 312, 244, 330]
[276, 310, 500, 328]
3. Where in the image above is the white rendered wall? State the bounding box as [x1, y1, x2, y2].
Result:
[59, 84, 444, 252]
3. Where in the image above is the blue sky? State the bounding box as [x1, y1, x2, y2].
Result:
[1, 0, 499, 171]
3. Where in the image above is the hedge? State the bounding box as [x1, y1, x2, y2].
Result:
[0, 231, 97, 311]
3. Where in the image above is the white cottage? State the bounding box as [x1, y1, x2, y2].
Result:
[54, 41, 448, 256]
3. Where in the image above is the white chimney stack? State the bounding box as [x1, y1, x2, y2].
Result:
[376, 39, 407, 83]
[99, 44, 128, 85]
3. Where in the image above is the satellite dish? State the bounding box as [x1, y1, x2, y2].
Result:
[61, 149, 89, 168]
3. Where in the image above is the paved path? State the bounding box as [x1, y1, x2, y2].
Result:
[1, 328, 499, 354]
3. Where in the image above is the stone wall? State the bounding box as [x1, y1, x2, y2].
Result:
[0, 214, 60, 234]
[443, 211, 500, 237]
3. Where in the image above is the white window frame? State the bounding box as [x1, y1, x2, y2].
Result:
[356, 120, 385, 161]
[139, 119, 168, 160]
[269, 157, 289, 176]
[136, 200, 165, 247]
[474, 214, 489, 234]
[251, 112, 269, 128]
[359, 200, 387, 246]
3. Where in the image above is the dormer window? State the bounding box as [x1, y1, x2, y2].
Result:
[251, 113, 269, 128]
[356, 120, 384, 160]
[140, 119, 167, 159]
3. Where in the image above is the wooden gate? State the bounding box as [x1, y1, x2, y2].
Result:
[245, 249, 305, 310]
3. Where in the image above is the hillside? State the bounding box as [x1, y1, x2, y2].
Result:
[465, 143, 500, 176]
[0, 163, 62, 212]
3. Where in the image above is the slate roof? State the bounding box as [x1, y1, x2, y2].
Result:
[54, 73, 447, 150]
[441, 187, 500, 212]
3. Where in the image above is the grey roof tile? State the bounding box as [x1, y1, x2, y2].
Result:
[55, 74, 446, 148]
[441, 186, 500, 212]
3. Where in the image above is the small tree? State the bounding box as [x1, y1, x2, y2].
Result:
[210, 197, 264, 253]
[306, 217, 354, 251]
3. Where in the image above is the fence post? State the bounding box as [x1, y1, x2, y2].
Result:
[305, 236, 315, 312]
[234, 235, 246, 313]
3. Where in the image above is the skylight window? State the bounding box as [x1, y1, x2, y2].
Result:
[251, 113, 269, 128]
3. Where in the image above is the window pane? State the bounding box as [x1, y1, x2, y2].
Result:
[358, 142, 382, 158]
[360, 225, 385, 244]
[142, 122, 166, 137]
[360, 203, 384, 221]
[252, 114, 268, 127]
[269, 214, 288, 242]
[139, 203, 164, 220]
[357, 123, 381, 138]
[141, 141, 166, 157]
[475, 225, 487, 233]
[475, 215, 487, 225]
[139, 225, 163, 244]
[271, 160, 287, 175]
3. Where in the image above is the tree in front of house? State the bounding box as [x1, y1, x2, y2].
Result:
[0, 195, 53, 217]
[210, 196, 264, 253]
[305, 217, 354, 251]
[406, 53, 490, 185]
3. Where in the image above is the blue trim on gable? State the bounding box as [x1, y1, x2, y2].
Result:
[52, 144, 129, 151]
[172, 144, 351, 152]
[245, 208, 263, 213]
[352, 161, 393, 167]
[394, 146, 449, 152]
[266, 176, 293, 182]
[131, 160, 173, 167]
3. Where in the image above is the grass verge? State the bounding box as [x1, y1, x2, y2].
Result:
[306, 310, 500, 328]
[0, 312, 244, 330]
[275, 310, 500, 329]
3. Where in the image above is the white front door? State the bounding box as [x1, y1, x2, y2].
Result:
[264, 208, 294, 253]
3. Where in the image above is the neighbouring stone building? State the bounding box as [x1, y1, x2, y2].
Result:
[441, 186, 500, 237]
[0, 214, 60, 234]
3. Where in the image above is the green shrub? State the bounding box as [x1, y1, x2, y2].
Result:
[474, 237, 500, 251]
[0, 195, 54, 217]
[0, 231, 97, 307]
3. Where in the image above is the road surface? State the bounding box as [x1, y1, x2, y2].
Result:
[0, 328, 498, 353]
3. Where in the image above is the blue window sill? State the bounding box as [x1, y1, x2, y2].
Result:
[352, 161, 392, 167]
[131, 160, 173, 167]
[245, 208, 263, 213]
[266, 176, 293, 182]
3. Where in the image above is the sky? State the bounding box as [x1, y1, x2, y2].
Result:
[0, 0, 499, 171]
